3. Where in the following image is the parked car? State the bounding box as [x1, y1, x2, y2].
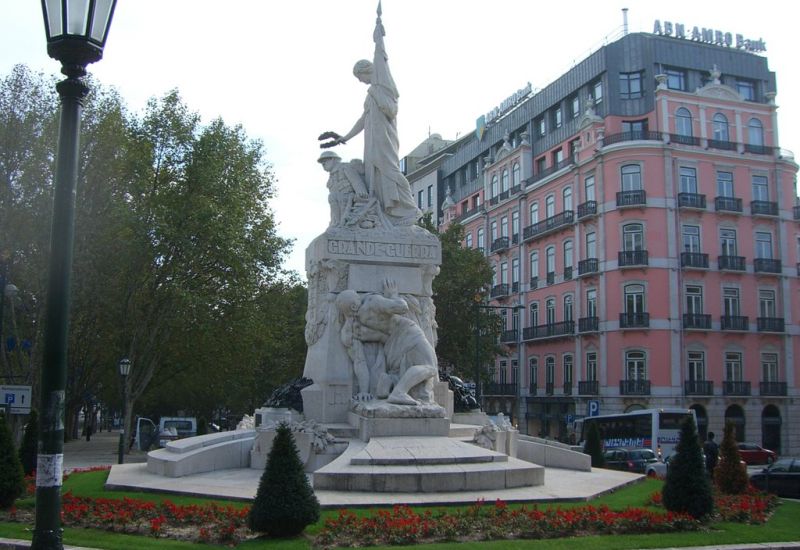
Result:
[645, 450, 706, 479]
[749, 458, 800, 498]
[603, 448, 659, 474]
[737, 443, 777, 465]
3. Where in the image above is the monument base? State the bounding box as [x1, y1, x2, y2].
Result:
[301, 383, 352, 424]
[348, 399, 449, 441]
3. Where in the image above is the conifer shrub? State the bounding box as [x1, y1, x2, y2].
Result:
[18, 410, 38, 476]
[248, 422, 320, 537]
[583, 421, 605, 468]
[714, 421, 749, 495]
[0, 412, 25, 509]
[662, 416, 713, 519]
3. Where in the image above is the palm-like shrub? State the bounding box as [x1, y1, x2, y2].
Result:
[714, 421, 748, 495]
[662, 416, 713, 519]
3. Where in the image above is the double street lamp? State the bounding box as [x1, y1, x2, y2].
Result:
[34, 2, 116, 548]
[117, 358, 130, 465]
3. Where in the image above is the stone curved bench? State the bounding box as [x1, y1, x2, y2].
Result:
[146, 429, 256, 477]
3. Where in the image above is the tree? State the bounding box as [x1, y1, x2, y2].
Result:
[248, 423, 320, 537]
[714, 421, 748, 495]
[583, 421, 605, 467]
[662, 416, 713, 519]
[18, 409, 37, 476]
[420, 217, 502, 381]
[0, 412, 25, 509]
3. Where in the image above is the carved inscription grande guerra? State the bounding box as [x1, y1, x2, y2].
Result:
[327, 239, 437, 260]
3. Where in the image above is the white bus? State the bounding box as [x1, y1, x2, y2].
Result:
[577, 408, 696, 461]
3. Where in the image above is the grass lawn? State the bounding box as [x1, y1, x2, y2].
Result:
[2, 472, 798, 549]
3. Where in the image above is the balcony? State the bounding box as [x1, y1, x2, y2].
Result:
[619, 312, 650, 328]
[511, 281, 520, 293]
[498, 190, 510, 202]
[751, 200, 779, 217]
[715, 196, 743, 213]
[483, 383, 517, 396]
[754, 258, 782, 274]
[490, 283, 510, 298]
[490, 236, 510, 253]
[500, 329, 519, 343]
[563, 383, 573, 395]
[577, 200, 597, 219]
[721, 315, 749, 331]
[723, 381, 751, 396]
[760, 381, 787, 396]
[718, 255, 746, 271]
[684, 380, 714, 396]
[578, 380, 599, 395]
[489, 196, 499, 206]
[528, 383, 537, 396]
[757, 317, 785, 332]
[529, 276, 539, 290]
[708, 139, 737, 151]
[522, 210, 574, 241]
[745, 144, 774, 155]
[545, 382, 555, 396]
[510, 185, 521, 196]
[794, 205, 800, 220]
[604, 130, 662, 145]
[454, 205, 484, 224]
[670, 133, 700, 146]
[578, 258, 599, 276]
[578, 316, 599, 333]
[681, 252, 709, 269]
[616, 189, 647, 208]
[563, 266, 573, 281]
[618, 250, 649, 268]
[526, 157, 575, 187]
[683, 313, 712, 330]
[522, 321, 575, 341]
[546, 271, 555, 285]
[620, 379, 651, 395]
[678, 192, 707, 209]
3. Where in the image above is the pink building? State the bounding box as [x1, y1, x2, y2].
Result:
[439, 31, 799, 454]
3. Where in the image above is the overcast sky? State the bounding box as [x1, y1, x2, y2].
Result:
[2, 1, 796, 278]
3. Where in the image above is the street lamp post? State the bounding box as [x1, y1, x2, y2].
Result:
[117, 358, 130, 465]
[34, 2, 116, 548]
[473, 301, 524, 414]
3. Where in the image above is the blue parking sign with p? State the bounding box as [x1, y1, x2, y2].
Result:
[4, 394, 13, 404]
[588, 400, 600, 417]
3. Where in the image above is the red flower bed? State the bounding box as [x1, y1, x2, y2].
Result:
[647, 486, 777, 524]
[315, 499, 701, 547]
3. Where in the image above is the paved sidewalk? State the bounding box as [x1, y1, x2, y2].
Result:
[62, 430, 146, 471]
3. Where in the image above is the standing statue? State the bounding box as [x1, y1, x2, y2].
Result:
[319, 3, 421, 226]
[318, 151, 368, 227]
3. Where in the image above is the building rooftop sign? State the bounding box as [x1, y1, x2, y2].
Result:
[476, 82, 533, 141]
[653, 20, 766, 53]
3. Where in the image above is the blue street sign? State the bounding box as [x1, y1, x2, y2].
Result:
[588, 400, 600, 417]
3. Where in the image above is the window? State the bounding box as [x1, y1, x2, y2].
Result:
[529, 302, 539, 327]
[477, 228, 485, 250]
[490, 220, 498, 240]
[563, 240, 573, 270]
[511, 359, 519, 383]
[546, 195, 555, 217]
[761, 353, 778, 382]
[554, 106, 563, 128]
[563, 354, 574, 384]
[622, 119, 648, 135]
[530, 251, 539, 280]
[512, 163, 520, 188]
[755, 231, 773, 259]
[752, 175, 769, 201]
[536, 156, 547, 174]
[623, 223, 644, 251]
[545, 357, 555, 384]
[563, 187, 573, 211]
[723, 287, 741, 316]
[511, 210, 520, 239]
[737, 79, 755, 101]
[500, 261, 508, 284]
[546, 298, 556, 324]
[625, 350, 647, 380]
[586, 288, 597, 317]
[725, 352, 743, 381]
[554, 149, 564, 165]
[564, 295, 573, 322]
[500, 216, 509, 238]
[530, 202, 539, 225]
[491, 175, 498, 197]
[593, 81, 603, 104]
[584, 175, 595, 202]
[748, 118, 764, 146]
[682, 225, 701, 253]
[624, 284, 645, 314]
[686, 285, 704, 314]
[621, 164, 642, 191]
[417, 190, 424, 209]
[498, 360, 507, 383]
[717, 171, 734, 197]
[676, 107, 693, 136]
[586, 352, 598, 381]
[759, 290, 776, 318]
[427, 185, 433, 207]
[688, 351, 705, 381]
[666, 68, 686, 91]
[571, 95, 580, 118]
[680, 167, 698, 194]
[512, 257, 520, 286]
[465, 232, 473, 249]
[546, 246, 556, 275]
[620, 72, 643, 99]
[720, 228, 737, 256]
[537, 117, 546, 136]
[501, 169, 509, 193]
[529, 357, 538, 386]
[713, 113, 729, 141]
[586, 231, 597, 258]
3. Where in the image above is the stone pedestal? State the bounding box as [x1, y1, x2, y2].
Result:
[348, 400, 449, 441]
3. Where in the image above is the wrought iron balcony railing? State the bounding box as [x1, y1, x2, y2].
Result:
[754, 258, 781, 274]
[670, 133, 700, 146]
[714, 196, 743, 213]
[618, 250, 649, 267]
[545, 382, 555, 395]
[577, 200, 597, 219]
[490, 283, 510, 298]
[529, 276, 538, 290]
[751, 200, 779, 216]
[563, 266, 573, 281]
[723, 381, 751, 396]
[616, 189, 647, 207]
[718, 255, 746, 271]
[522, 210, 574, 241]
[620, 379, 651, 395]
[483, 383, 517, 396]
[619, 312, 650, 328]
[721, 315, 748, 331]
[681, 252, 709, 269]
[604, 130, 662, 145]
[490, 236, 510, 253]
[760, 381, 787, 396]
[528, 383, 538, 396]
[522, 321, 575, 341]
[683, 313, 711, 329]
[757, 317, 785, 332]
[578, 380, 599, 395]
[678, 192, 707, 209]
[562, 383, 573, 395]
[684, 380, 714, 395]
[708, 139, 737, 151]
[744, 144, 774, 155]
[500, 329, 519, 343]
[526, 157, 575, 187]
[578, 258, 599, 276]
[546, 271, 555, 285]
[578, 316, 599, 333]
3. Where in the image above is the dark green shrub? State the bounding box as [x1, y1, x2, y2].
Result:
[714, 421, 748, 495]
[18, 409, 38, 476]
[197, 417, 208, 436]
[0, 412, 25, 509]
[662, 416, 713, 519]
[248, 422, 320, 537]
[583, 421, 605, 468]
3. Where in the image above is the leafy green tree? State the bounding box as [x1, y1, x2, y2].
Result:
[18, 409, 38, 476]
[714, 421, 748, 495]
[0, 412, 25, 509]
[419, 217, 502, 381]
[248, 423, 320, 537]
[662, 416, 713, 519]
[583, 421, 605, 467]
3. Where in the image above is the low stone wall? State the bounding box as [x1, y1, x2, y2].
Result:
[516, 435, 591, 471]
[147, 429, 256, 477]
